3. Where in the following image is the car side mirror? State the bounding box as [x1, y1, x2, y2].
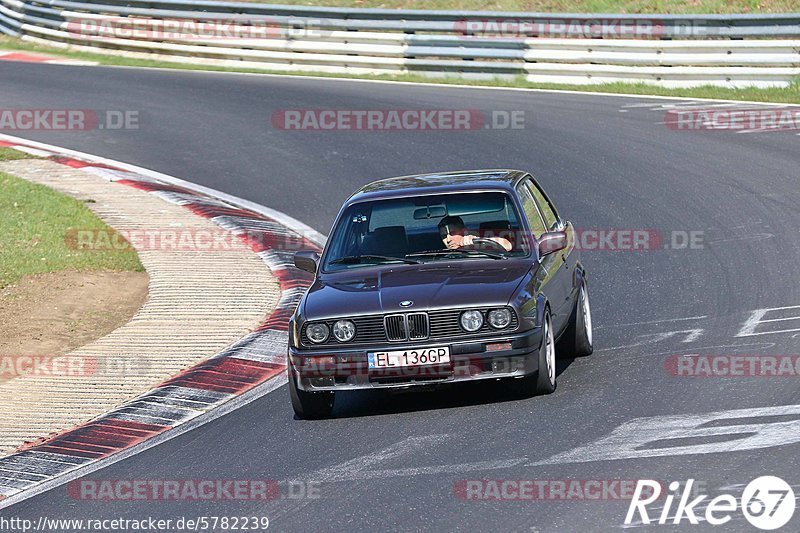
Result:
[294, 250, 320, 274]
[537, 231, 567, 257]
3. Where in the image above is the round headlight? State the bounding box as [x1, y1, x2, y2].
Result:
[332, 319, 356, 342]
[306, 322, 329, 344]
[488, 308, 512, 329]
[460, 310, 484, 332]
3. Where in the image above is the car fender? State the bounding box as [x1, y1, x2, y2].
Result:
[536, 292, 549, 328]
[574, 261, 587, 291]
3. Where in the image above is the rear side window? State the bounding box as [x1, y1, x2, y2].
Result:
[526, 180, 559, 230]
[516, 184, 547, 239]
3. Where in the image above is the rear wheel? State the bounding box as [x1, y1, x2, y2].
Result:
[289, 370, 335, 419]
[558, 280, 593, 357]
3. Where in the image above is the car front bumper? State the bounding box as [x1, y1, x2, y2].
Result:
[289, 327, 543, 392]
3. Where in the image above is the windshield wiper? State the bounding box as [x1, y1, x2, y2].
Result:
[406, 249, 507, 260]
[329, 255, 422, 265]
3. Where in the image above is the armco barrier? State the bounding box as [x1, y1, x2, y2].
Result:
[1, 1, 799, 87]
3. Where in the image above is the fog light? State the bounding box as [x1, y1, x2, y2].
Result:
[492, 358, 512, 374]
[310, 377, 335, 388]
[298, 356, 337, 373]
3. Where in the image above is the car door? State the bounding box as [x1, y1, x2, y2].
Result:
[516, 177, 573, 332]
[526, 177, 578, 334]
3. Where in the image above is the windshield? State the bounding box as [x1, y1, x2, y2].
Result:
[322, 191, 530, 271]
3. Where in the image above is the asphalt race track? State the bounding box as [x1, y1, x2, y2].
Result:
[1, 62, 799, 532]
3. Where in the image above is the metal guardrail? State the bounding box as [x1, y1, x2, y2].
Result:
[1, 0, 799, 87]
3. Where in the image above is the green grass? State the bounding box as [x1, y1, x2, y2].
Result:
[0, 169, 144, 288]
[0, 147, 39, 161]
[1, 37, 799, 103]
[233, 0, 799, 14]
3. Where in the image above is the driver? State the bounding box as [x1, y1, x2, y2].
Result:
[437, 216, 512, 252]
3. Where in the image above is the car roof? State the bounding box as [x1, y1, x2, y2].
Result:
[347, 169, 529, 204]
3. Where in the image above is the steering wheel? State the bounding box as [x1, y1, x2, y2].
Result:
[468, 238, 507, 252]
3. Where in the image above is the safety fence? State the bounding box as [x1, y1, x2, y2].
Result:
[1, 0, 799, 87]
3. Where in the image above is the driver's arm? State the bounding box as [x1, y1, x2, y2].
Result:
[462, 234, 513, 252]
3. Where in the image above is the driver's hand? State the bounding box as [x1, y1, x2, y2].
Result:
[461, 235, 475, 246]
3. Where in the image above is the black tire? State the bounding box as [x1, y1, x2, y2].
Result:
[557, 280, 593, 358]
[535, 311, 557, 394]
[510, 309, 556, 397]
[289, 370, 335, 419]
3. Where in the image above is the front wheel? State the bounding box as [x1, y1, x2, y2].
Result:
[558, 280, 593, 357]
[510, 309, 556, 397]
[535, 311, 557, 394]
[289, 369, 335, 419]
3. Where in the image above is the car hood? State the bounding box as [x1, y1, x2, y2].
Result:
[303, 261, 533, 318]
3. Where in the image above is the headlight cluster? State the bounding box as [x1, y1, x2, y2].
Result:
[332, 319, 356, 342]
[305, 319, 356, 344]
[305, 322, 330, 344]
[488, 308, 512, 329]
[460, 308, 513, 332]
[460, 310, 484, 332]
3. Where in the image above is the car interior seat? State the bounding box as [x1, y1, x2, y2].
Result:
[362, 226, 409, 257]
[478, 220, 516, 248]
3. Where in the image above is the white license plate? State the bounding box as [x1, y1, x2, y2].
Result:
[368, 347, 450, 369]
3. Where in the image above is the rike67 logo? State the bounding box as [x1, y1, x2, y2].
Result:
[625, 477, 795, 530]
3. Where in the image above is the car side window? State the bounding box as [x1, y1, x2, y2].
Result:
[526, 180, 559, 231]
[515, 183, 547, 239]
